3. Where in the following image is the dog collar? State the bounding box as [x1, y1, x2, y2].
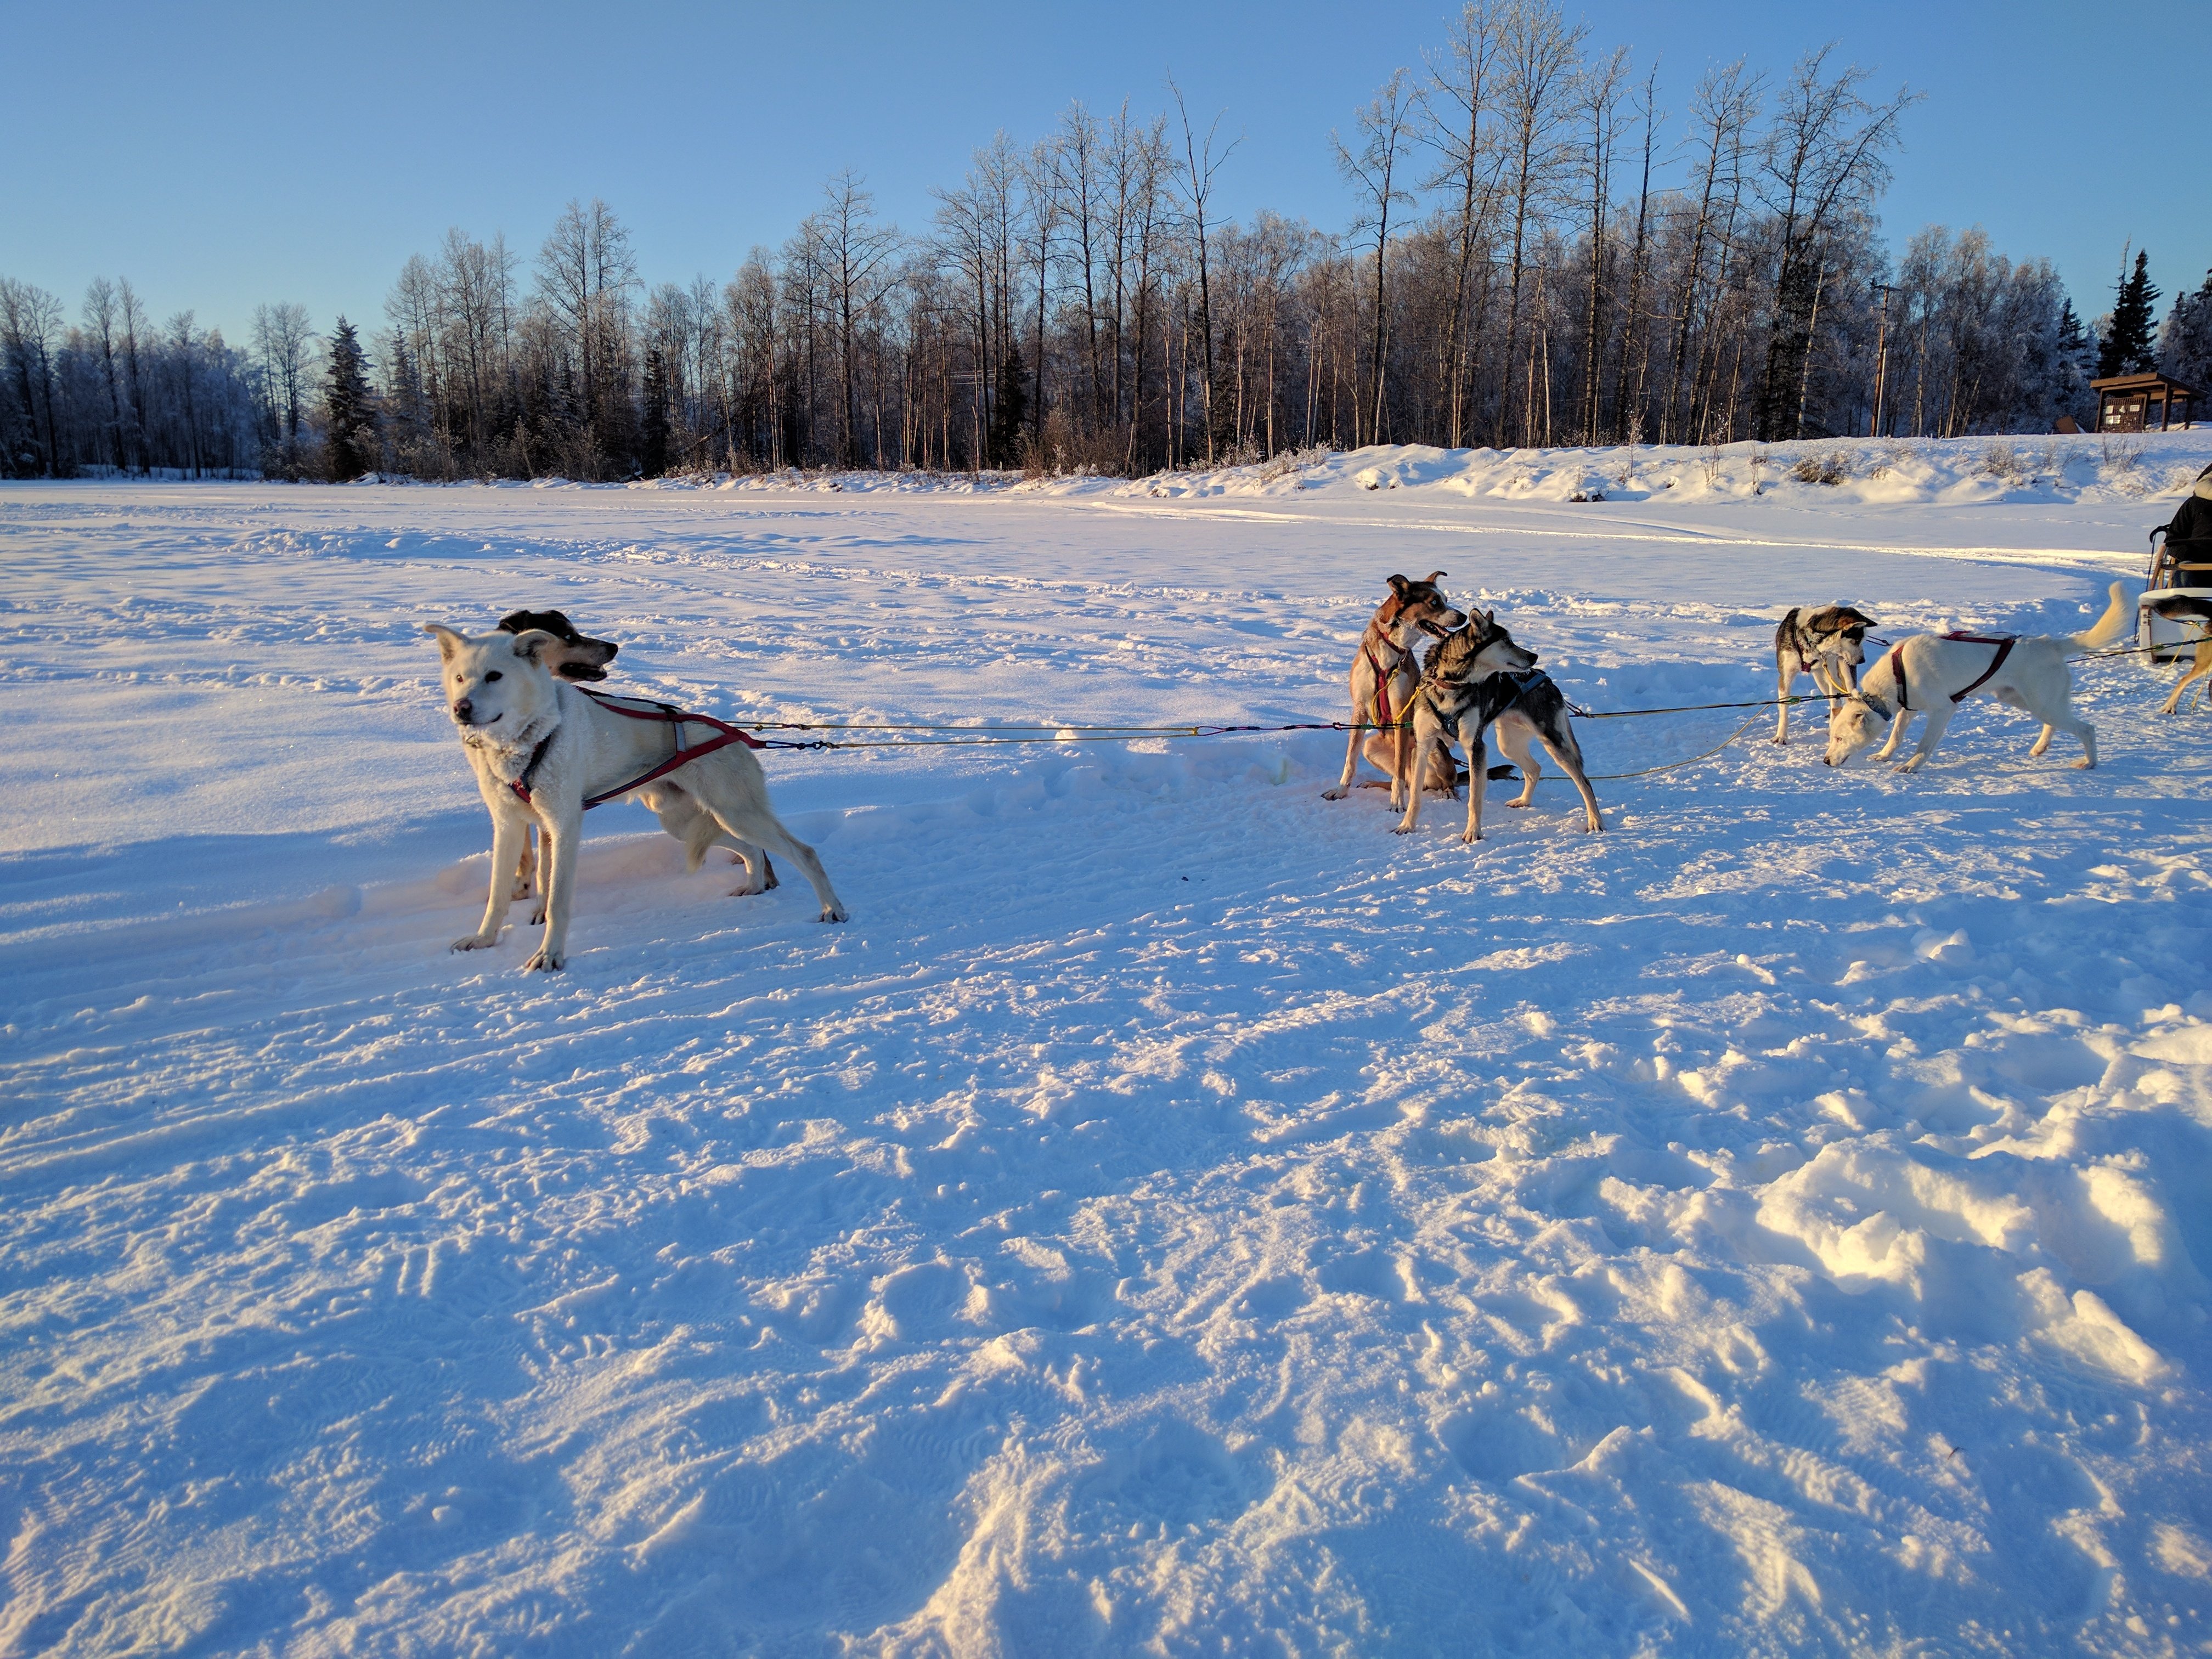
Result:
[509, 731, 558, 804]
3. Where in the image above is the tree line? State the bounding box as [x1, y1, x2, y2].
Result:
[4, 1, 2199, 483]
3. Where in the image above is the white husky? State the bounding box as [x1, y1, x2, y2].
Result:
[1823, 583, 2130, 772]
[425, 623, 846, 972]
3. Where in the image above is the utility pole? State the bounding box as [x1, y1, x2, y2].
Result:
[1869, 281, 1900, 437]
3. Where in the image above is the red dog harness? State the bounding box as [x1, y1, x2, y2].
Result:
[1364, 639, 1408, 727]
[1887, 633, 2015, 712]
[510, 687, 764, 809]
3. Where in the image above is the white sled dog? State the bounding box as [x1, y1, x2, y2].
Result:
[426, 623, 845, 972]
[1824, 583, 2130, 772]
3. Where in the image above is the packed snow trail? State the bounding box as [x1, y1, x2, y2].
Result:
[3, 456, 2210, 1655]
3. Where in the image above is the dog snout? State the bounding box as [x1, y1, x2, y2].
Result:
[452, 697, 475, 724]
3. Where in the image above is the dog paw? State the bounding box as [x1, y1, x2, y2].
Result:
[1505, 798, 1529, 809]
[820, 904, 849, 923]
[1460, 831, 1484, 844]
[1391, 823, 1417, 836]
[529, 906, 548, 926]
[1319, 786, 1348, 800]
[450, 933, 496, 952]
[522, 949, 565, 973]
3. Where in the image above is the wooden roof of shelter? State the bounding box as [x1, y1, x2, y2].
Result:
[2090, 371, 2197, 396]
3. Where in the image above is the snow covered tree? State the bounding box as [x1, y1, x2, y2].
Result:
[2097, 250, 2159, 377]
[322, 317, 376, 480]
[2161, 268, 2212, 391]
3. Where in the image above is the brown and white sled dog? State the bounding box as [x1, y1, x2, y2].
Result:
[1322, 573, 1466, 808]
[1393, 612, 1605, 843]
[2147, 593, 2212, 715]
[1824, 582, 2130, 772]
[425, 623, 844, 972]
[1772, 604, 1876, 742]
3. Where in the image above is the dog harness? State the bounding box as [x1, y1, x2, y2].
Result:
[508, 687, 764, 810]
[1364, 637, 1409, 727]
[1885, 633, 2015, 712]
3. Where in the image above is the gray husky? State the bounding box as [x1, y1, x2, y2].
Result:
[1771, 604, 1877, 743]
[1393, 612, 1605, 844]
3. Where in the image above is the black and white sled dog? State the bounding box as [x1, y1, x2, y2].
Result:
[425, 622, 844, 973]
[1322, 573, 1467, 808]
[496, 608, 619, 902]
[1771, 604, 1877, 743]
[1392, 611, 1605, 843]
[1824, 583, 2130, 772]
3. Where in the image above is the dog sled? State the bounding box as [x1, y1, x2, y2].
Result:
[2138, 462, 2212, 661]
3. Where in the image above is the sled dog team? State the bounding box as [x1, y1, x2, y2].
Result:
[424, 573, 2140, 970]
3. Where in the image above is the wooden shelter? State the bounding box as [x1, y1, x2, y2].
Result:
[2091, 371, 2197, 432]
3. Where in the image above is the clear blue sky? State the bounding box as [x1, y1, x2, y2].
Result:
[8, 0, 2207, 347]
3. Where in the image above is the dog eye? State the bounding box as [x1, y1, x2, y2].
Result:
[484, 671, 503, 682]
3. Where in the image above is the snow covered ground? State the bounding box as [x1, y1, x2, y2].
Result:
[4, 435, 2211, 1655]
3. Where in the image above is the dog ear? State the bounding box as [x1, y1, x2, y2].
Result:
[422, 623, 466, 658]
[1386, 574, 1410, 597]
[1423, 570, 1447, 585]
[507, 628, 561, 664]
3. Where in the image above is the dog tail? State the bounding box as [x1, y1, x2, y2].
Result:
[2069, 581, 2131, 652]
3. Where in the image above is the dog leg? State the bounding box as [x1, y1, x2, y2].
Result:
[2158, 633, 2212, 714]
[1323, 700, 1367, 799]
[2019, 682, 2097, 768]
[1872, 707, 1912, 763]
[701, 798, 847, 922]
[1389, 713, 1417, 812]
[1494, 716, 1541, 808]
[1458, 721, 1488, 844]
[524, 805, 583, 972]
[1393, 716, 1441, 835]
[1773, 652, 1797, 743]
[2029, 713, 2096, 767]
[1543, 729, 1606, 832]
[511, 826, 537, 902]
[456, 807, 528, 953]
[1896, 703, 1953, 773]
[727, 842, 779, 896]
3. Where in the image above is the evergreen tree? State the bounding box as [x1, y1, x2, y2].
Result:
[2054, 298, 2094, 422]
[322, 317, 376, 480]
[640, 345, 672, 477]
[2097, 251, 2160, 377]
[988, 341, 1028, 469]
[2162, 269, 2212, 391]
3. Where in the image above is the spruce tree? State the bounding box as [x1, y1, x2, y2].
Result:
[2055, 298, 2094, 421]
[640, 346, 672, 477]
[988, 343, 1028, 470]
[2098, 251, 2160, 377]
[322, 317, 376, 481]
